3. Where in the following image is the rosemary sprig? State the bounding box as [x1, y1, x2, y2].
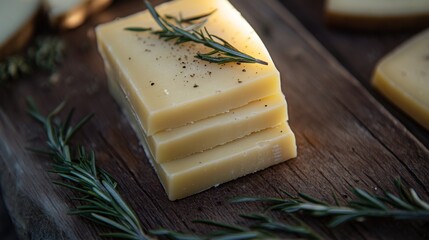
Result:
[27, 100, 150, 240]
[0, 36, 64, 83]
[124, 1, 268, 65]
[232, 179, 429, 227]
[151, 213, 321, 240]
[27, 101, 429, 239]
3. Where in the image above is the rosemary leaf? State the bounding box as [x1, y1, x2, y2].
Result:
[28, 100, 150, 240]
[233, 179, 429, 227]
[0, 36, 64, 84]
[124, 1, 268, 65]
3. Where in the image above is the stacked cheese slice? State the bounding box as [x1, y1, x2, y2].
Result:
[96, 0, 296, 200]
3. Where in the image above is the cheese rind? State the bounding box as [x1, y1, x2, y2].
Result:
[157, 123, 296, 200]
[0, 0, 40, 59]
[149, 95, 288, 163]
[372, 29, 429, 130]
[325, 0, 429, 30]
[96, 0, 278, 135]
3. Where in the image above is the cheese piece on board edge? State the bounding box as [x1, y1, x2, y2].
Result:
[96, 0, 280, 135]
[108, 72, 296, 201]
[0, 0, 41, 59]
[43, 0, 112, 29]
[149, 94, 288, 163]
[372, 29, 429, 130]
[325, 0, 429, 30]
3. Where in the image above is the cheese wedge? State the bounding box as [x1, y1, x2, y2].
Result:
[0, 0, 40, 59]
[108, 73, 296, 200]
[96, 0, 280, 135]
[372, 29, 429, 130]
[325, 0, 429, 30]
[43, 0, 112, 29]
[99, 0, 296, 200]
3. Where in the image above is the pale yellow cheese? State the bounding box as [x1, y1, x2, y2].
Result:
[108, 61, 289, 163]
[157, 123, 296, 200]
[96, 0, 280, 135]
[43, 0, 112, 29]
[372, 29, 429, 130]
[101, 0, 296, 201]
[0, 0, 40, 58]
[108, 64, 296, 201]
[325, 0, 429, 30]
[149, 94, 288, 163]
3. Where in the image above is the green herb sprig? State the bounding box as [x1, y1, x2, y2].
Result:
[232, 179, 429, 227]
[27, 100, 150, 240]
[28, 101, 429, 239]
[124, 1, 268, 65]
[151, 213, 321, 240]
[0, 36, 64, 83]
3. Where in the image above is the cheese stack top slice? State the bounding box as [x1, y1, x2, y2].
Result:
[372, 29, 429, 130]
[96, 0, 280, 135]
[325, 0, 429, 30]
[0, 0, 40, 58]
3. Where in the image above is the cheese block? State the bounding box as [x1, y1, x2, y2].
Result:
[372, 29, 429, 130]
[157, 123, 296, 200]
[108, 68, 288, 163]
[108, 75, 296, 200]
[108, 72, 296, 200]
[96, 0, 280, 135]
[0, 0, 41, 59]
[43, 0, 112, 29]
[325, 0, 429, 30]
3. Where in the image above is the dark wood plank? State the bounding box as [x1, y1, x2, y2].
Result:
[0, 186, 17, 240]
[0, 0, 428, 239]
[278, 0, 429, 148]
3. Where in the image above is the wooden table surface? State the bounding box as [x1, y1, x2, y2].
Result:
[1, 0, 428, 239]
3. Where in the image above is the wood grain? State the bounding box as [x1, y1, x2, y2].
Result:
[0, 0, 428, 239]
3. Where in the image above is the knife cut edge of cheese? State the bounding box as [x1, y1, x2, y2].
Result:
[148, 94, 288, 163]
[95, 0, 281, 136]
[107, 71, 296, 200]
[372, 29, 429, 130]
[325, 0, 429, 30]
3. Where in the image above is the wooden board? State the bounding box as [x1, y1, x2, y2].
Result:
[0, 0, 428, 239]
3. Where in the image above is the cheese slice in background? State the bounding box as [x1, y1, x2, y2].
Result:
[96, 0, 279, 135]
[372, 29, 429, 130]
[0, 0, 41, 59]
[325, 0, 429, 30]
[43, 0, 112, 29]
